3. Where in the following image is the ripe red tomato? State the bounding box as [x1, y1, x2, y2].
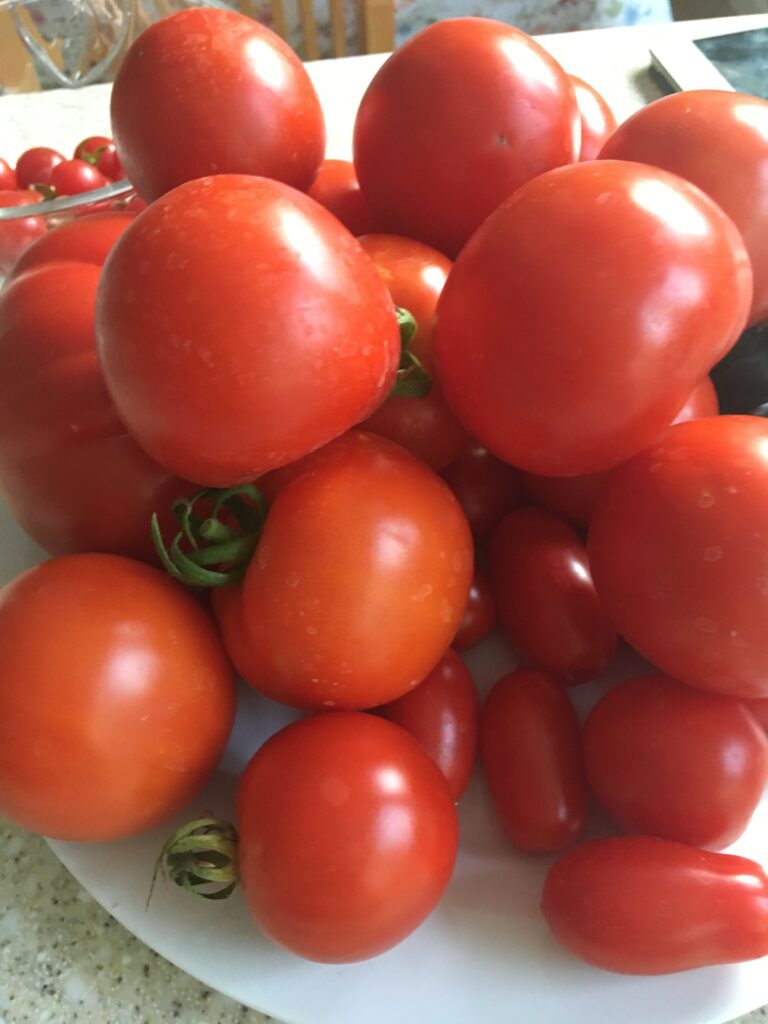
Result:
[9, 211, 133, 280]
[489, 506, 616, 684]
[15, 147, 64, 188]
[599, 90, 768, 326]
[585, 674, 768, 849]
[589, 416, 768, 698]
[111, 8, 325, 202]
[0, 158, 16, 190]
[73, 135, 112, 162]
[435, 161, 751, 477]
[50, 158, 109, 196]
[307, 159, 379, 235]
[377, 648, 479, 800]
[453, 571, 495, 652]
[746, 698, 768, 732]
[0, 554, 235, 841]
[481, 669, 587, 852]
[0, 191, 45, 274]
[441, 443, 525, 542]
[542, 837, 768, 974]
[97, 146, 124, 181]
[236, 712, 458, 962]
[570, 76, 616, 161]
[358, 234, 469, 469]
[353, 18, 579, 257]
[96, 175, 400, 486]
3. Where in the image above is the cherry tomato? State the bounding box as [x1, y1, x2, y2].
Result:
[354, 18, 579, 256]
[0, 158, 16, 190]
[358, 234, 469, 469]
[0, 554, 235, 841]
[97, 175, 400, 486]
[481, 669, 587, 852]
[377, 648, 479, 800]
[307, 159, 379, 235]
[97, 146, 124, 181]
[590, 416, 768, 698]
[74, 135, 112, 161]
[49, 159, 109, 196]
[453, 571, 496, 652]
[599, 90, 768, 326]
[0, 191, 45, 275]
[570, 75, 616, 161]
[9, 211, 133, 280]
[489, 506, 616, 684]
[542, 837, 768, 974]
[441, 443, 525, 542]
[15, 147, 64, 189]
[237, 712, 458, 962]
[585, 674, 768, 849]
[435, 161, 751, 477]
[111, 8, 325, 202]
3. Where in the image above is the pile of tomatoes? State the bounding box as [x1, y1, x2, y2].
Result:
[3, 5, 768, 979]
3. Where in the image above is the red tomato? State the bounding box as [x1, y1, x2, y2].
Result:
[453, 571, 496, 652]
[542, 837, 768, 974]
[0, 158, 16, 190]
[307, 159, 379, 235]
[50, 159, 109, 196]
[353, 18, 579, 256]
[435, 161, 751, 477]
[589, 416, 768, 698]
[746, 698, 768, 732]
[0, 261, 191, 559]
[585, 674, 768, 849]
[570, 75, 616, 161]
[97, 146, 124, 181]
[15, 147, 64, 189]
[441, 443, 525, 542]
[0, 554, 235, 841]
[358, 234, 469, 469]
[489, 507, 616, 684]
[480, 669, 587, 852]
[9, 211, 133, 280]
[0, 191, 45, 275]
[111, 8, 325, 202]
[377, 648, 479, 800]
[599, 90, 768, 326]
[97, 175, 400, 486]
[237, 712, 458, 962]
[73, 135, 112, 162]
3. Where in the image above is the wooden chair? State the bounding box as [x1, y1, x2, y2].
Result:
[246, 0, 395, 59]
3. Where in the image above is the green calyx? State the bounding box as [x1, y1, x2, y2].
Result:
[149, 817, 240, 906]
[392, 307, 432, 399]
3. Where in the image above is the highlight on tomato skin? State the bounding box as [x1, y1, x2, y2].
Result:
[453, 571, 496, 652]
[570, 75, 617, 161]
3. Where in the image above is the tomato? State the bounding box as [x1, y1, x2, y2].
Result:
[236, 712, 457, 962]
[0, 260, 191, 560]
[590, 416, 768, 698]
[0, 158, 16, 190]
[9, 211, 134, 280]
[377, 648, 479, 800]
[96, 175, 400, 486]
[542, 836, 768, 974]
[599, 90, 768, 326]
[441, 443, 525, 542]
[0, 191, 45, 275]
[353, 18, 579, 257]
[97, 146, 124, 181]
[480, 669, 586, 852]
[746, 698, 768, 732]
[435, 161, 751, 477]
[50, 158, 109, 196]
[0, 554, 235, 841]
[15, 147, 64, 188]
[453, 571, 495, 651]
[73, 135, 112, 162]
[570, 76, 616, 161]
[111, 8, 325, 202]
[489, 506, 616, 684]
[358, 234, 469, 469]
[585, 674, 768, 849]
[307, 159, 379, 235]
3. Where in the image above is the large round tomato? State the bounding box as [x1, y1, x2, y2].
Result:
[110, 8, 325, 202]
[9, 211, 134, 280]
[570, 76, 616, 161]
[96, 175, 401, 486]
[435, 161, 751, 476]
[589, 416, 768, 698]
[237, 712, 458, 962]
[599, 90, 768, 326]
[0, 554, 235, 841]
[353, 18, 579, 257]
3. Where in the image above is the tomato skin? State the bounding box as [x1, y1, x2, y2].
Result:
[746, 698, 768, 732]
[9, 212, 134, 280]
[74, 135, 112, 162]
[599, 90, 768, 326]
[15, 147, 64, 189]
[0, 159, 16, 190]
[96, 175, 400, 487]
[453, 571, 495, 652]
[489, 507, 616, 685]
[585, 674, 768, 849]
[480, 669, 587, 852]
[97, 146, 124, 181]
[0, 191, 46, 275]
[377, 648, 479, 800]
[353, 18, 579, 257]
[0, 554, 235, 841]
[238, 432, 473, 710]
[590, 416, 768, 698]
[236, 712, 458, 963]
[441, 444, 525, 542]
[570, 76, 616, 161]
[435, 161, 751, 477]
[111, 8, 325, 202]
[542, 836, 768, 974]
[307, 160, 379, 236]
[50, 159, 109, 196]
